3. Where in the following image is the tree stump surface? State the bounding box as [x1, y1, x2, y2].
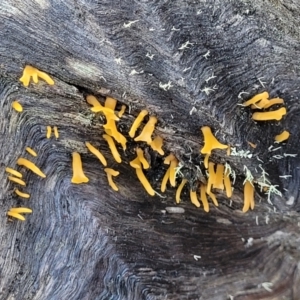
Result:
[0, 0, 300, 299]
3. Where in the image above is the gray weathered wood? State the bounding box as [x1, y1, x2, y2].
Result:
[0, 0, 300, 299]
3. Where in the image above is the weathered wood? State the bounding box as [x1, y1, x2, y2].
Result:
[0, 0, 300, 299]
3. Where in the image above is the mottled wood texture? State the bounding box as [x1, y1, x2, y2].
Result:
[1, 0, 300, 299]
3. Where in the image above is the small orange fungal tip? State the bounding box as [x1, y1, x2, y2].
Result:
[104, 168, 119, 191]
[20, 65, 54, 87]
[176, 178, 187, 203]
[206, 162, 216, 194]
[103, 134, 122, 163]
[5, 167, 22, 178]
[200, 126, 228, 155]
[86, 95, 101, 107]
[252, 107, 286, 121]
[213, 164, 224, 190]
[118, 105, 126, 118]
[164, 153, 176, 165]
[103, 118, 127, 150]
[85, 142, 107, 166]
[169, 158, 179, 187]
[242, 91, 269, 107]
[190, 190, 200, 207]
[17, 157, 46, 178]
[243, 181, 255, 213]
[8, 176, 26, 186]
[134, 116, 157, 144]
[7, 207, 32, 221]
[26, 147, 37, 157]
[200, 184, 209, 212]
[12, 101, 23, 112]
[7, 212, 26, 221]
[130, 157, 142, 169]
[129, 109, 148, 138]
[136, 148, 150, 169]
[204, 153, 210, 169]
[105, 97, 117, 110]
[161, 168, 170, 192]
[150, 136, 164, 155]
[135, 165, 155, 196]
[46, 126, 52, 139]
[275, 130, 290, 143]
[262, 97, 284, 109]
[71, 152, 89, 184]
[15, 189, 30, 199]
[226, 146, 231, 156]
[53, 126, 59, 139]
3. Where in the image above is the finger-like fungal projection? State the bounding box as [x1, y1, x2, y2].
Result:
[53, 126, 59, 139]
[103, 119, 127, 150]
[200, 184, 209, 212]
[176, 179, 187, 203]
[71, 152, 89, 184]
[91, 105, 119, 120]
[105, 97, 117, 110]
[250, 98, 270, 109]
[243, 181, 255, 213]
[7, 207, 32, 221]
[134, 116, 157, 144]
[5, 167, 22, 178]
[17, 157, 46, 178]
[252, 107, 286, 121]
[26, 147, 37, 157]
[86, 95, 102, 108]
[161, 168, 170, 192]
[150, 136, 164, 155]
[104, 168, 120, 191]
[129, 110, 148, 138]
[20, 65, 54, 87]
[15, 189, 30, 199]
[261, 97, 284, 109]
[224, 169, 232, 198]
[213, 164, 224, 190]
[208, 191, 218, 206]
[8, 176, 26, 186]
[136, 148, 149, 169]
[85, 142, 107, 166]
[102, 134, 122, 163]
[130, 158, 155, 196]
[12, 101, 23, 112]
[200, 127, 228, 168]
[118, 105, 126, 118]
[242, 91, 269, 107]
[46, 126, 52, 139]
[206, 162, 216, 194]
[190, 190, 200, 207]
[275, 130, 290, 143]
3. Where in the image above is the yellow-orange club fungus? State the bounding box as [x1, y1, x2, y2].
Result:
[17, 157, 46, 178]
[130, 158, 155, 196]
[46, 126, 52, 139]
[250, 98, 270, 109]
[85, 142, 107, 166]
[53, 126, 59, 139]
[223, 169, 232, 198]
[190, 190, 200, 207]
[261, 97, 284, 109]
[7, 207, 32, 221]
[129, 110, 148, 138]
[252, 107, 286, 121]
[71, 152, 89, 184]
[242, 91, 269, 107]
[161, 168, 170, 192]
[104, 168, 120, 191]
[26, 147, 37, 157]
[243, 181, 255, 213]
[86, 95, 102, 108]
[200, 126, 228, 168]
[103, 119, 127, 150]
[206, 162, 216, 194]
[208, 191, 218, 206]
[134, 116, 157, 144]
[102, 134, 122, 163]
[176, 179, 187, 203]
[8, 176, 26, 186]
[275, 130, 290, 143]
[118, 105, 126, 118]
[200, 184, 209, 212]
[91, 105, 119, 120]
[105, 97, 117, 110]
[150, 136, 164, 155]
[15, 189, 30, 199]
[213, 164, 224, 190]
[20, 65, 54, 87]
[136, 148, 150, 169]
[12, 101, 23, 112]
[162, 153, 178, 188]
[5, 167, 22, 178]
